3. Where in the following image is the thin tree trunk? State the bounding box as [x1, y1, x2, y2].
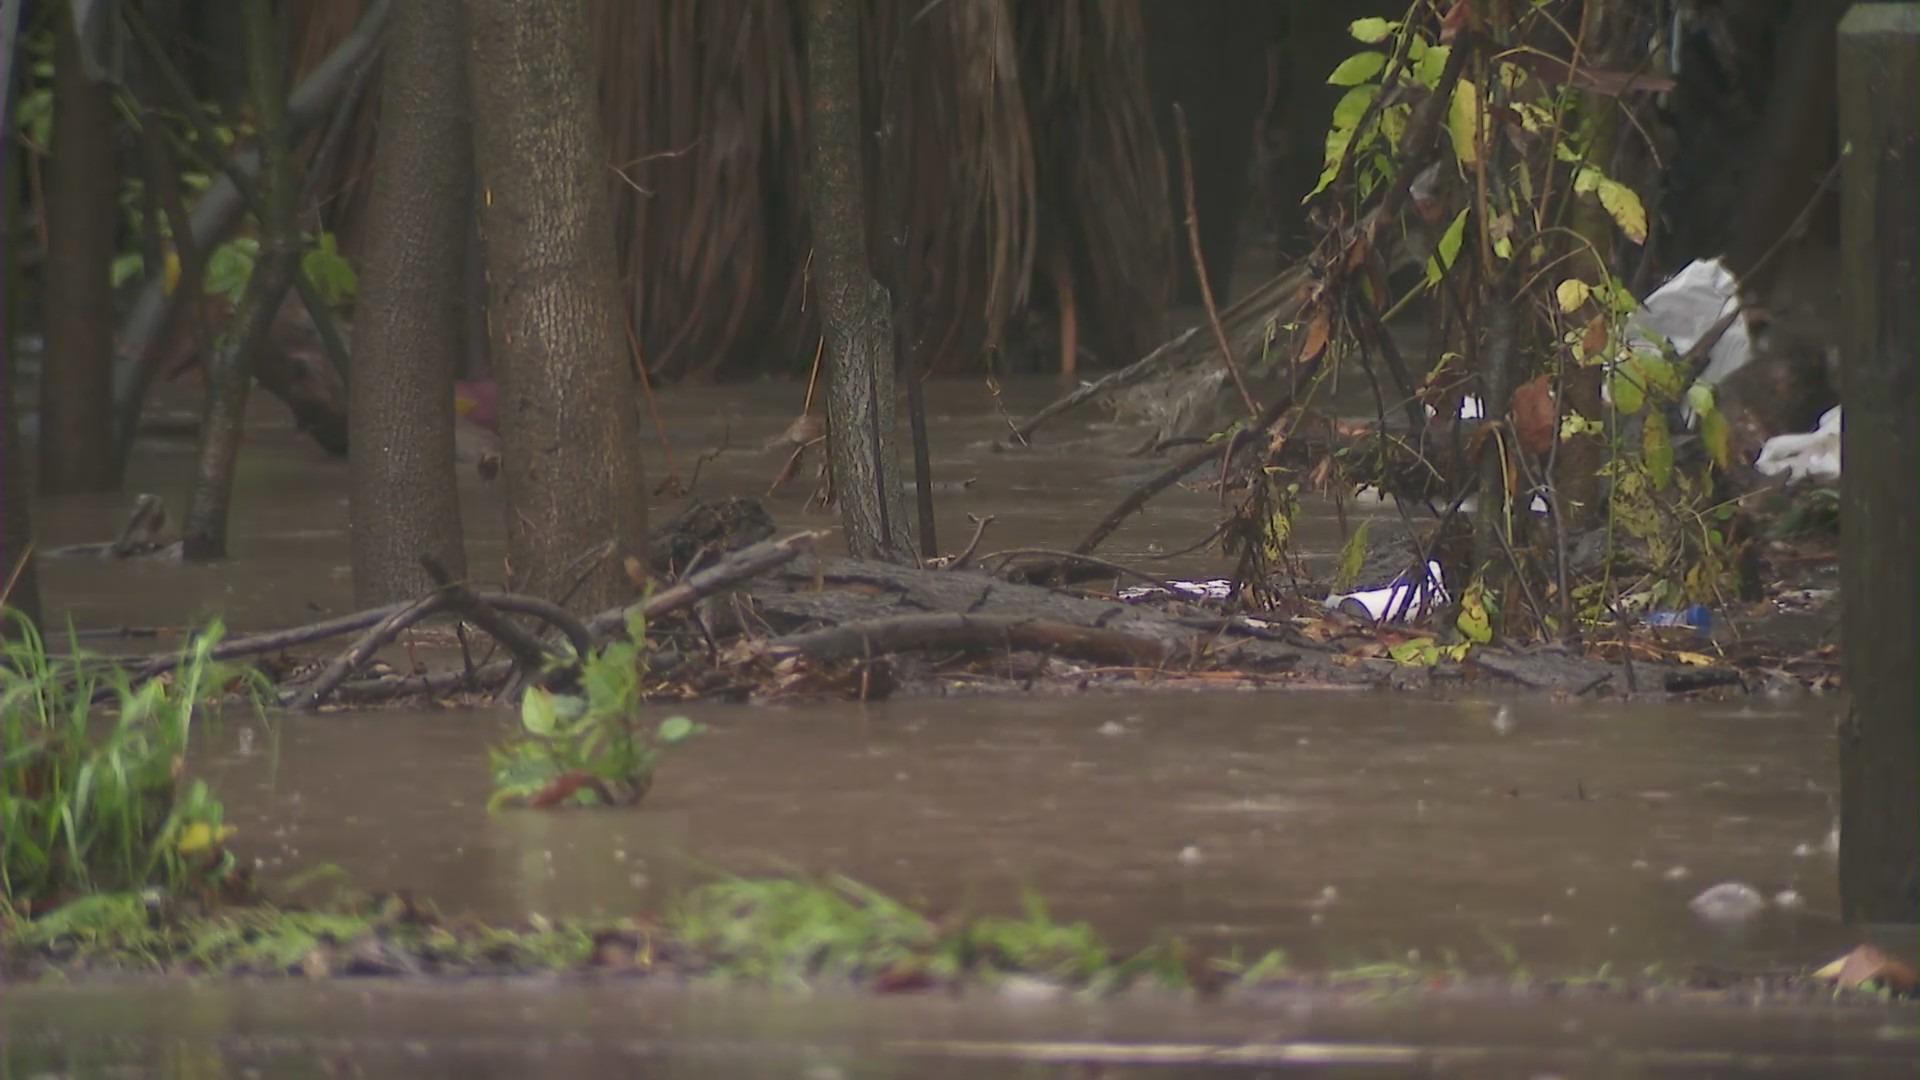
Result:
[349, 0, 470, 605]
[181, 0, 300, 560]
[467, 0, 647, 612]
[2, 19, 43, 632]
[806, 0, 909, 561]
[39, 2, 118, 493]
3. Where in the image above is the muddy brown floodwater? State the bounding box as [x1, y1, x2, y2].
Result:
[12, 378, 1918, 1078]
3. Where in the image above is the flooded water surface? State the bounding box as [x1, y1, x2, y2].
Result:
[11, 379, 1916, 1078]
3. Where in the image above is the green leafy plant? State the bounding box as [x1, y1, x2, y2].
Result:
[0, 611, 265, 908]
[1308, 7, 1741, 637]
[488, 613, 699, 811]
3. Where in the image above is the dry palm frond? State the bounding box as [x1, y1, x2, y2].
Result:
[281, 0, 1170, 380]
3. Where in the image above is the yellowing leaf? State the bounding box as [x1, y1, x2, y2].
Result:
[1572, 166, 1601, 194]
[1348, 17, 1397, 43]
[177, 822, 236, 855]
[1701, 406, 1733, 469]
[1556, 279, 1592, 313]
[1388, 638, 1442, 667]
[1328, 51, 1387, 86]
[1457, 586, 1493, 644]
[1643, 412, 1673, 491]
[1335, 520, 1371, 592]
[1426, 208, 1469, 286]
[1447, 80, 1480, 164]
[1674, 651, 1716, 667]
[1596, 178, 1648, 243]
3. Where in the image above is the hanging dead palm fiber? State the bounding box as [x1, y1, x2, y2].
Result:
[280, 0, 1170, 380]
[285, 1, 385, 261]
[1012, 0, 1171, 372]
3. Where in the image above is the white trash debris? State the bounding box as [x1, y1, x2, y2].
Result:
[1116, 578, 1234, 602]
[1322, 560, 1449, 623]
[1754, 405, 1842, 483]
[1631, 258, 1755, 391]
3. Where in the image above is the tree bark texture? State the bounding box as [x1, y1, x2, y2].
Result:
[349, 0, 471, 606]
[467, 0, 647, 612]
[39, 2, 119, 493]
[806, 0, 909, 562]
[181, 0, 299, 560]
[1836, 3, 1919, 926]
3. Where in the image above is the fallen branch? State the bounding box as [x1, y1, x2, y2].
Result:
[1071, 363, 1319, 557]
[332, 659, 514, 705]
[981, 548, 1177, 592]
[288, 592, 451, 709]
[586, 530, 826, 639]
[764, 613, 1186, 668]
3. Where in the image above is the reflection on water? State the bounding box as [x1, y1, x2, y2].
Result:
[4, 977, 1915, 1079]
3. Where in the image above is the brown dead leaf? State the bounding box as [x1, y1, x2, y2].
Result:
[1440, 0, 1477, 42]
[1510, 374, 1555, 454]
[1299, 307, 1330, 362]
[1343, 232, 1370, 272]
[764, 412, 824, 452]
[1581, 314, 1608, 358]
[1813, 945, 1917, 993]
[1514, 53, 1676, 96]
[526, 771, 598, 809]
[873, 965, 936, 994]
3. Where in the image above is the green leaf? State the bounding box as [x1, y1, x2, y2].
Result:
[1643, 411, 1673, 491]
[1330, 84, 1375, 130]
[520, 688, 558, 737]
[1387, 638, 1442, 667]
[657, 716, 697, 745]
[203, 238, 260, 303]
[1608, 362, 1645, 415]
[1425, 208, 1469, 286]
[1635, 351, 1683, 400]
[1596, 178, 1648, 243]
[1348, 17, 1397, 43]
[1447, 80, 1481, 164]
[1328, 51, 1387, 86]
[1414, 44, 1450, 87]
[1334, 520, 1371, 592]
[1572, 166, 1601, 194]
[111, 252, 147, 288]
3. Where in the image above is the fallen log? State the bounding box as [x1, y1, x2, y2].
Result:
[764, 613, 1184, 668]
